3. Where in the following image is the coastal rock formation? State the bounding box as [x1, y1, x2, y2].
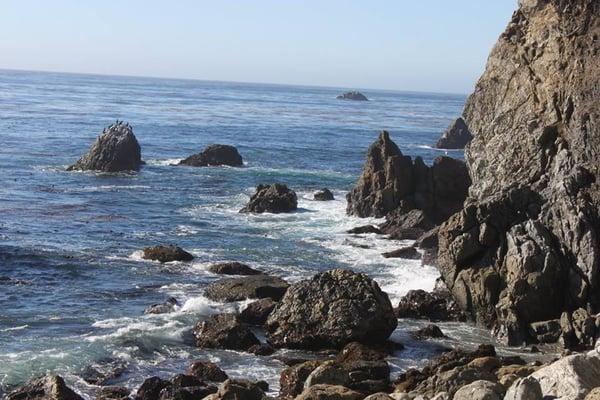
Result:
[435, 117, 473, 149]
[346, 131, 470, 222]
[204, 275, 289, 302]
[179, 144, 243, 167]
[337, 91, 368, 101]
[314, 188, 335, 201]
[240, 184, 298, 214]
[207, 262, 262, 275]
[395, 289, 467, 322]
[6, 375, 83, 400]
[68, 121, 142, 172]
[142, 245, 194, 263]
[238, 298, 277, 325]
[193, 313, 260, 351]
[280, 361, 323, 399]
[187, 361, 229, 382]
[265, 269, 397, 349]
[437, 0, 600, 346]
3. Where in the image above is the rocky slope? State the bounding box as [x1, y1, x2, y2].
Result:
[437, 0, 600, 345]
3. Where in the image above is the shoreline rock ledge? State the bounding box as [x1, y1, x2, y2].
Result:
[67, 121, 142, 172]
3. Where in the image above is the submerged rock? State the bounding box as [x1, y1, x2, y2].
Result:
[207, 262, 262, 275]
[314, 188, 335, 201]
[68, 121, 142, 172]
[193, 313, 260, 351]
[381, 246, 420, 260]
[142, 245, 194, 263]
[204, 275, 289, 302]
[347, 225, 382, 235]
[240, 184, 298, 214]
[144, 297, 180, 315]
[337, 91, 368, 101]
[179, 144, 243, 167]
[435, 117, 473, 149]
[6, 375, 83, 400]
[266, 269, 397, 349]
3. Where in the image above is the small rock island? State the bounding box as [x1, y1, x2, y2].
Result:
[336, 91, 368, 101]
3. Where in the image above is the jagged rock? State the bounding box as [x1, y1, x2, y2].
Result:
[187, 360, 228, 382]
[314, 189, 335, 201]
[453, 380, 504, 400]
[68, 121, 142, 172]
[280, 360, 323, 399]
[503, 377, 543, 400]
[144, 297, 180, 314]
[159, 374, 217, 400]
[296, 385, 363, 400]
[207, 262, 262, 275]
[97, 386, 130, 400]
[531, 353, 600, 400]
[347, 225, 382, 235]
[240, 184, 298, 214]
[414, 227, 439, 250]
[142, 245, 194, 263]
[81, 358, 127, 385]
[6, 375, 83, 400]
[395, 289, 467, 322]
[136, 377, 171, 400]
[410, 324, 447, 340]
[435, 117, 473, 149]
[381, 247, 420, 260]
[179, 144, 243, 167]
[248, 343, 275, 356]
[379, 209, 436, 241]
[337, 91, 368, 101]
[437, 0, 600, 346]
[193, 313, 260, 351]
[204, 275, 289, 302]
[238, 298, 277, 325]
[560, 308, 598, 350]
[528, 319, 562, 344]
[266, 269, 397, 350]
[209, 379, 267, 400]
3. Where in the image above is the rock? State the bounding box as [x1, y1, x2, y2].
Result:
[335, 342, 389, 363]
[560, 308, 598, 350]
[347, 225, 382, 235]
[395, 289, 467, 322]
[135, 377, 171, 400]
[81, 358, 127, 385]
[503, 377, 542, 400]
[68, 121, 142, 172]
[207, 262, 262, 276]
[337, 91, 368, 101]
[193, 313, 260, 351]
[280, 360, 323, 399]
[414, 227, 439, 250]
[314, 189, 335, 201]
[410, 324, 447, 340]
[531, 353, 600, 400]
[179, 144, 243, 167]
[248, 343, 275, 356]
[266, 269, 397, 349]
[211, 379, 267, 400]
[6, 375, 83, 400]
[97, 386, 130, 400]
[187, 360, 228, 382]
[296, 385, 363, 400]
[240, 184, 298, 214]
[528, 319, 562, 344]
[144, 297, 180, 315]
[238, 298, 277, 325]
[586, 387, 600, 400]
[453, 380, 504, 400]
[204, 275, 289, 302]
[435, 117, 473, 149]
[159, 374, 217, 400]
[381, 247, 420, 260]
[363, 394, 395, 400]
[436, 0, 600, 346]
[379, 209, 436, 241]
[142, 245, 194, 263]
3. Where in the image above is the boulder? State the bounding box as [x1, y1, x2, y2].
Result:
[186, 360, 228, 382]
[6, 375, 83, 400]
[337, 91, 368, 101]
[238, 298, 277, 325]
[364, 394, 395, 400]
[503, 377, 543, 400]
[159, 374, 217, 400]
[379, 209, 436, 241]
[453, 380, 504, 400]
[435, 117, 473, 149]
[586, 387, 600, 400]
[207, 262, 262, 276]
[410, 324, 447, 340]
[142, 245, 194, 263]
[296, 385, 363, 400]
[248, 343, 275, 356]
[381, 247, 420, 260]
[97, 386, 130, 400]
[314, 189, 335, 201]
[240, 184, 298, 214]
[135, 377, 171, 400]
[266, 269, 397, 350]
[68, 121, 142, 172]
[280, 360, 323, 399]
[528, 319, 562, 344]
[531, 353, 600, 400]
[193, 313, 260, 351]
[347, 225, 382, 235]
[210, 379, 267, 400]
[81, 358, 127, 385]
[179, 144, 243, 167]
[395, 289, 467, 322]
[144, 297, 180, 315]
[560, 308, 598, 350]
[204, 275, 289, 302]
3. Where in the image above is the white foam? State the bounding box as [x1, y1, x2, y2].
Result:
[1, 325, 28, 332]
[145, 158, 183, 166]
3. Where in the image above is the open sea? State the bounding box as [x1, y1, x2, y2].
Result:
[0, 70, 526, 398]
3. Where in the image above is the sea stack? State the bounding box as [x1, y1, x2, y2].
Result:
[67, 121, 142, 172]
[179, 144, 243, 167]
[435, 117, 473, 149]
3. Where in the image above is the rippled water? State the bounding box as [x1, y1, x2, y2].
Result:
[0, 69, 516, 397]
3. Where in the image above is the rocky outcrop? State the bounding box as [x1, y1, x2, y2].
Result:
[346, 131, 470, 223]
[337, 91, 368, 101]
[187, 360, 228, 382]
[381, 246, 420, 260]
[204, 275, 289, 302]
[207, 262, 262, 275]
[238, 298, 277, 325]
[240, 184, 298, 214]
[205, 379, 267, 400]
[435, 117, 473, 149]
[142, 245, 194, 263]
[395, 289, 467, 322]
[314, 188, 335, 201]
[6, 375, 83, 400]
[68, 121, 142, 172]
[347, 225, 382, 235]
[179, 144, 243, 167]
[410, 324, 447, 340]
[265, 269, 397, 349]
[280, 361, 323, 399]
[193, 313, 260, 351]
[437, 0, 600, 346]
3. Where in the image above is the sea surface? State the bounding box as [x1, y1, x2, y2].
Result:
[0, 70, 525, 398]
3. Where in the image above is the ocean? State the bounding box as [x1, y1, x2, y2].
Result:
[0, 70, 516, 397]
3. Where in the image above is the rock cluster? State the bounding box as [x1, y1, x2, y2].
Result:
[336, 91, 368, 101]
[435, 117, 473, 149]
[179, 144, 243, 167]
[5, 375, 83, 400]
[240, 184, 298, 214]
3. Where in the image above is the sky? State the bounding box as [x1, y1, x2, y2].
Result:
[0, 1, 517, 94]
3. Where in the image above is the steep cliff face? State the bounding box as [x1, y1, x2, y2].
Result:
[438, 0, 600, 345]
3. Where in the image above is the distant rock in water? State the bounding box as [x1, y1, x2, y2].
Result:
[67, 121, 142, 172]
[6, 375, 83, 400]
[435, 117, 473, 149]
[207, 262, 262, 275]
[204, 275, 290, 302]
[144, 297, 180, 314]
[142, 245, 194, 263]
[336, 91, 368, 101]
[240, 184, 298, 213]
[179, 144, 243, 167]
[314, 188, 334, 201]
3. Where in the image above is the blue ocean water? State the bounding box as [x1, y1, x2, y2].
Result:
[0, 69, 502, 397]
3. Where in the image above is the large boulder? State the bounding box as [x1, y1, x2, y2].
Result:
[206, 379, 267, 400]
[530, 353, 600, 400]
[337, 91, 368, 101]
[265, 269, 397, 349]
[435, 117, 473, 149]
[238, 298, 277, 325]
[280, 360, 323, 399]
[68, 121, 142, 172]
[142, 245, 194, 263]
[204, 275, 289, 302]
[6, 375, 83, 400]
[136, 377, 171, 400]
[179, 144, 243, 167]
[452, 380, 504, 400]
[193, 313, 260, 351]
[240, 184, 298, 214]
[395, 289, 467, 322]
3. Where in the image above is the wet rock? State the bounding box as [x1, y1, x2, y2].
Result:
[314, 188, 335, 201]
[435, 117, 473, 149]
[296, 385, 363, 400]
[379, 209, 436, 241]
[209, 379, 267, 400]
[395, 289, 467, 322]
[347, 225, 382, 235]
[337, 91, 368, 101]
[144, 297, 180, 315]
[193, 313, 259, 351]
[81, 359, 127, 385]
[248, 343, 276, 356]
[531, 353, 600, 400]
[97, 386, 130, 400]
[381, 246, 420, 260]
[179, 144, 243, 167]
[503, 377, 543, 400]
[159, 374, 217, 400]
[68, 121, 142, 172]
[453, 380, 504, 400]
[238, 298, 277, 325]
[135, 377, 171, 400]
[142, 245, 194, 263]
[207, 262, 262, 276]
[410, 324, 447, 340]
[280, 360, 323, 399]
[266, 269, 397, 350]
[336, 342, 389, 363]
[186, 361, 228, 382]
[6, 375, 83, 400]
[240, 184, 298, 214]
[204, 275, 289, 302]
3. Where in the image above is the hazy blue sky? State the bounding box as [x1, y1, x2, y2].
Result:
[1, 1, 517, 93]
